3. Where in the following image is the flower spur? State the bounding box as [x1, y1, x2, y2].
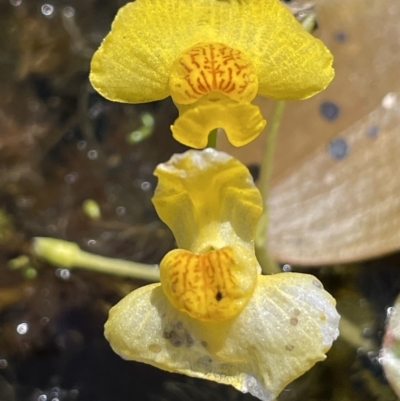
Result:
[90, 0, 334, 148]
[104, 149, 340, 401]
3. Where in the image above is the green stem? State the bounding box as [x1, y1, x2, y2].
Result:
[33, 237, 160, 282]
[258, 101, 285, 203]
[255, 101, 285, 274]
[255, 13, 317, 275]
[207, 128, 218, 148]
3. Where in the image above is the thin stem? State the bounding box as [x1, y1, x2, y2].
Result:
[255, 13, 317, 274]
[33, 237, 160, 282]
[255, 101, 285, 274]
[207, 128, 218, 148]
[257, 101, 285, 203]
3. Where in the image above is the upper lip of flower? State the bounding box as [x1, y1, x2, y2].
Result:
[89, 0, 334, 148]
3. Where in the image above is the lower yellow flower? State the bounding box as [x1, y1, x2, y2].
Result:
[105, 149, 340, 400]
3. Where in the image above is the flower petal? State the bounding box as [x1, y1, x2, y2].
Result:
[246, 0, 335, 100]
[160, 247, 257, 321]
[152, 149, 263, 253]
[172, 96, 266, 148]
[90, 0, 180, 103]
[381, 295, 400, 397]
[105, 273, 339, 401]
[90, 0, 333, 104]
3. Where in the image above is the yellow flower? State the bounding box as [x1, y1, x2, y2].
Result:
[105, 149, 340, 401]
[90, 0, 334, 149]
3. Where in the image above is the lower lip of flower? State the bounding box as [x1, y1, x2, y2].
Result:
[160, 246, 257, 321]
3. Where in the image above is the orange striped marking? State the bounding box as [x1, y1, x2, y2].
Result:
[169, 42, 258, 105]
[160, 247, 251, 321]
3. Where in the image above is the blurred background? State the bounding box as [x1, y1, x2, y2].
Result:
[0, 0, 400, 400]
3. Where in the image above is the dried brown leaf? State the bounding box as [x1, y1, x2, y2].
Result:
[220, 0, 400, 265]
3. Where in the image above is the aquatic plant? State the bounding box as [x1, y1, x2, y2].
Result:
[86, 0, 340, 399]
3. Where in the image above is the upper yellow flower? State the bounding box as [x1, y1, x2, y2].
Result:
[105, 149, 340, 400]
[90, 0, 334, 148]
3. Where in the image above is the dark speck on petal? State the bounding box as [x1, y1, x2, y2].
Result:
[163, 321, 193, 348]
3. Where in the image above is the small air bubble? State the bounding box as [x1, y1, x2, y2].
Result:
[51, 388, 59, 394]
[87, 239, 97, 247]
[312, 280, 322, 289]
[10, 0, 22, 6]
[362, 327, 372, 338]
[87, 150, 98, 160]
[41, 4, 54, 17]
[46, 224, 57, 234]
[141, 181, 151, 191]
[37, 395, 47, 401]
[282, 264, 291, 272]
[116, 206, 126, 216]
[64, 173, 78, 184]
[367, 351, 379, 364]
[63, 6, 75, 18]
[56, 268, 70, 280]
[88, 104, 102, 118]
[16, 322, 29, 335]
[0, 359, 8, 369]
[387, 306, 395, 317]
